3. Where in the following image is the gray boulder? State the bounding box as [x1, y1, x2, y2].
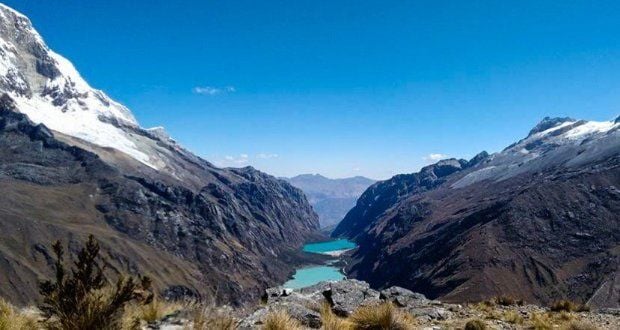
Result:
[406, 306, 453, 321]
[380, 286, 429, 307]
[326, 279, 380, 316]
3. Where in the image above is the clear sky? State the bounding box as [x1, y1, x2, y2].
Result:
[5, 0, 620, 179]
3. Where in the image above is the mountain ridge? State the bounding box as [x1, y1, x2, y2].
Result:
[333, 116, 620, 308]
[284, 174, 375, 228]
[0, 3, 322, 306]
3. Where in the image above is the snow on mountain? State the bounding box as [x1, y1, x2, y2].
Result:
[0, 3, 158, 168]
[452, 117, 620, 188]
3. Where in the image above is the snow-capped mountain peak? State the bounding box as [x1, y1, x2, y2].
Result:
[452, 117, 619, 188]
[0, 3, 156, 167]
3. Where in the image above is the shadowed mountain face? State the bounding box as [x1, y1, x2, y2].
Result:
[0, 5, 321, 306]
[284, 174, 375, 228]
[333, 117, 620, 308]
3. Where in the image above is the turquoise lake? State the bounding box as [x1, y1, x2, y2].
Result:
[283, 239, 357, 289]
[302, 239, 357, 254]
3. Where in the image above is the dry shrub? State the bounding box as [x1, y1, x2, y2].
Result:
[464, 319, 486, 330]
[531, 312, 554, 330]
[557, 311, 574, 322]
[494, 296, 523, 306]
[319, 302, 352, 330]
[550, 300, 590, 313]
[262, 310, 302, 330]
[191, 303, 238, 330]
[0, 298, 39, 330]
[561, 321, 598, 330]
[38, 235, 152, 330]
[348, 302, 415, 330]
[502, 310, 524, 324]
[122, 298, 183, 328]
[473, 301, 493, 314]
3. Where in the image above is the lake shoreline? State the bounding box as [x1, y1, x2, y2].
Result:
[283, 239, 357, 289]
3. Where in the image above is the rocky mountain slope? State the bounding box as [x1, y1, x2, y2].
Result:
[284, 174, 375, 228]
[0, 4, 321, 306]
[333, 117, 620, 308]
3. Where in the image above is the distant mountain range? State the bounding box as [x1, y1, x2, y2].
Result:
[333, 116, 620, 308]
[284, 174, 375, 228]
[0, 4, 320, 306]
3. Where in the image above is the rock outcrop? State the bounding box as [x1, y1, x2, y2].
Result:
[239, 279, 452, 329]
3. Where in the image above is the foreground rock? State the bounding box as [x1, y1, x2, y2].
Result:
[147, 279, 620, 329]
[240, 279, 453, 329]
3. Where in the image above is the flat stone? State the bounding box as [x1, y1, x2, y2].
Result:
[379, 286, 429, 307]
[326, 279, 380, 316]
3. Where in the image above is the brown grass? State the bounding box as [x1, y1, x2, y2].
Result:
[0, 298, 40, 330]
[464, 319, 486, 330]
[319, 302, 352, 330]
[494, 296, 523, 306]
[550, 300, 589, 313]
[502, 310, 524, 325]
[348, 302, 415, 330]
[262, 310, 302, 330]
[121, 298, 183, 328]
[531, 312, 554, 330]
[561, 320, 598, 330]
[190, 304, 238, 330]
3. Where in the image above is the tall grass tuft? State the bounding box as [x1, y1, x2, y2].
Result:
[319, 302, 352, 330]
[190, 303, 238, 330]
[561, 320, 598, 330]
[0, 298, 39, 330]
[348, 302, 415, 330]
[262, 310, 302, 330]
[464, 319, 487, 330]
[121, 297, 183, 328]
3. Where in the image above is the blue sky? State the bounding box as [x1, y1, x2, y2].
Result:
[6, 0, 620, 179]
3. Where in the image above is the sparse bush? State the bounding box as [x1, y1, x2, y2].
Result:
[464, 319, 486, 330]
[550, 300, 578, 312]
[494, 295, 523, 306]
[38, 235, 153, 330]
[319, 302, 352, 330]
[122, 297, 183, 328]
[0, 298, 39, 330]
[575, 304, 590, 312]
[191, 303, 238, 330]
[561, 320, 598, 330]
[348, 302, 415, 330]
[502, 310, 524, 324]
[262, 310, 302, 330]
[557, 311, 574, 322]
[531, 312, 554, 330]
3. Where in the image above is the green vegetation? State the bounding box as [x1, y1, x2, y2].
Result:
[38, 235, 153, 330]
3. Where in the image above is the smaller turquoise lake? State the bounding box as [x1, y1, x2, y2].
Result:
[302, 239, 357, 254]
[283, 266, 345, 289]
[283, 239, 357, 289]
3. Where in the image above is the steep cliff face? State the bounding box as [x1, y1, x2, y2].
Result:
[333, 118, 620, 308]
[0, 3, 321, 306]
